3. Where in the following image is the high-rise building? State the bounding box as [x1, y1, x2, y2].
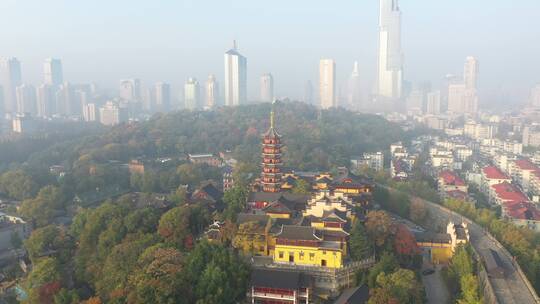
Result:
[464, 56, 479, 90]
[0, 57, 22, 114]
[99, 101, 128, 126]
[154, 82, 171, 112]
[377, 0, 403, 99]
[119, 79, 141, 102]
[426, 91, 441, 115]
[319, 59, 336, 109]
[406, 89, 424, 115]
[224, 41, 247, 106]
[303, 80, 314, 105]
[447, 57, 479, 114]
[261, 103, 283, 193]
[43, 58, 63, 86]
[205, 74, 219, 109]
[260, 73, 274, 103]
[37, 84, 56, 117]
[348, 61, 362, 110]
[55, 82, 74, 116]
[184, 78, 201, 110]
[15, 84, 37, 115]
[82, 103, 98, 122]
[529, 83, 540, 108]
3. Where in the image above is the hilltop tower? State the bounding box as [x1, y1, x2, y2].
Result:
[261, 102, 283, 192]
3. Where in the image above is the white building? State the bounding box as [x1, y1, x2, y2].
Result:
[351, 152, 385, 172]
[205, 74, 219, 109]
[377, 0, 403, 99]
[43, 58, 63, 86]
[224, 42, 247, 106]
[36, 84, 56, 117]
[529, 83, 540, 108]
[426, 91, 441, 115]
[82, 103, 97, 122]
[260, 73, 274, 103]
[119, 79, 141, 102]
[15, 84, 37, 115]
[12, 113, 39, 134]
[184, 78, 201, 110]
[319, 59, 336, 109]
[0, 57, 22, 113]
[99, 101, 128, 126]
[347, 61, 362, 110]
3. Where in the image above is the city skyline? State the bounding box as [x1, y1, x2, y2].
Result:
[1, 1, 539, 104]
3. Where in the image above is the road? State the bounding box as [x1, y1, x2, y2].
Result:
[422, 260, 450, 304]
[397, 189, 540, 304]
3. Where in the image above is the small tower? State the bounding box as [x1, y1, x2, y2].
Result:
[261, 101, 283, 192]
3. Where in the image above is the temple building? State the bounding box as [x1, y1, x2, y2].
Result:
[261, 103, 283, 193]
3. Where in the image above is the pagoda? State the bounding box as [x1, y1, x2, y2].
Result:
[261, 103, 283, 192]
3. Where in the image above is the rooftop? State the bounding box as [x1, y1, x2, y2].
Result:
[483, 166, 510, 180]
[250, 268, 312, 290]
[514, 159, 539, 171]
[275, 225, 322, 241]
[491, 182, 529, 203]
[439, 170, 466, 186]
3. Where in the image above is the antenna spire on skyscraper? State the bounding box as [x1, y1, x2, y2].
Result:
[233, 40, 238, 50]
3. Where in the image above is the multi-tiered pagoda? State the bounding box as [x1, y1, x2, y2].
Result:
[261, 104, 283, 192]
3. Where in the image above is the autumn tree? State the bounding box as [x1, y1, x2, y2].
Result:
[409, 197, 427, 223]
[369, 269, 423, 304]
[232, 221, 266, 254]
[393, 224, 420, 266]
[365, 210, 393, 249]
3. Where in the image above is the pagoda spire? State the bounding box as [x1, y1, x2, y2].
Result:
[261, 101, 283, 193]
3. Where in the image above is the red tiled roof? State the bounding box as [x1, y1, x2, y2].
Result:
[483, 166, 510, 180]
[503, 201, 540, 221]
[491, 182, 529, 203]
[439, 170, 466, 186]
[514, 159, 539, 171]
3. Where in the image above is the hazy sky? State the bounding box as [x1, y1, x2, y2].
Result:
[1, 0, 539, 103]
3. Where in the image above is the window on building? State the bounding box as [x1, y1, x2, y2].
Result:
[299, 252, 304, 260]
[309, 253, 315, 261]
[278, 251, 284, 259]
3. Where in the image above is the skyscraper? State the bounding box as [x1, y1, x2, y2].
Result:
[464, 56, 479, 90]
[15, 84, 37, 115]
[426, 91, 441, 115]
[224, 41, 247, 106]
[319, 59, 336, 109]
[447, 57, 479, 114]
[0, 57, 22, 114]
[260, 73, 274, 103]
[43, 58, 63, 86]
[37, 84, 56, 117]
[347, 61, 362, 110]
[154, 82, 171, 112]
[184, 78, 201, 110]
[119, 79, 141, 102]
[99, 101, 128, 126]
[377, 0, 403, 99]
[205, 74, 219, 109]
[529, 83, 540, 108]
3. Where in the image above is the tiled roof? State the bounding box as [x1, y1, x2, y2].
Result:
[275, 225, 322, 241]
[503, 201, 540, 221]
[250, 269, 312, 290]
[439, 170, 466, 186]
[491, 182, 529, 203]
[514, 159, 539, 171]
[483, 166, 510, 180]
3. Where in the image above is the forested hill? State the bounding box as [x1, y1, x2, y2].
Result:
[23, 101, 405, 172]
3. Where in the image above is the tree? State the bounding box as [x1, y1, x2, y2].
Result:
[232, 222, 266, 254]
[369, 269, 423, 304]
[158, 206, 192, 250]
[349, 222, 372, 261]
[128, 246, 189, 304]
[292, 179, 311, 194]
[409, 198, 427, 223]
[393, 224, 420, 266]
[222, 186, 247, 221]
[19, 185, 67, 228]
[457, 274, 481, 304]
[367, 252, 399, 288]
[26, 257, 62, 303]
[365, 211, 393, 249]
[0, 170, 39, 200]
